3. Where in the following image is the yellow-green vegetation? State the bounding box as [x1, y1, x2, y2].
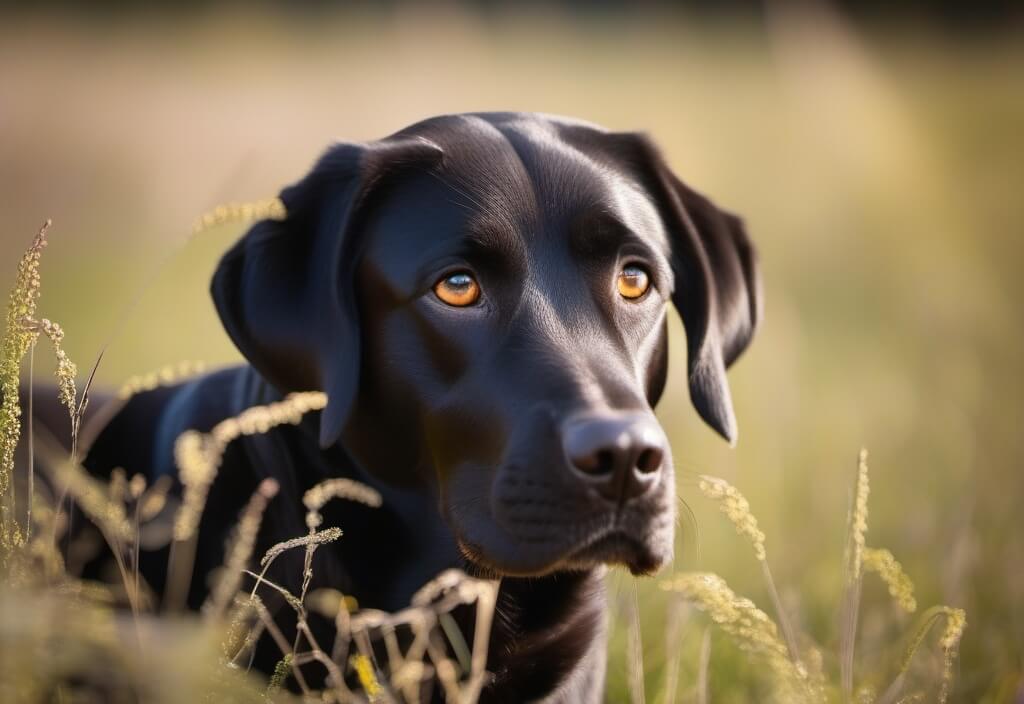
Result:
[664, 454, 966, 703]
[2, 10, 1020, 701]
[0, 221, 505, 703]
[0, 216, 970, 702]
[1, 221, 48, 555]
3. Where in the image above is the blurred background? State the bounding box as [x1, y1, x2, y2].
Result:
[1, 1, 1021, 701]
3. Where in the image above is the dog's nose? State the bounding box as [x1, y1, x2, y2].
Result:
[562, 412, 666, 503]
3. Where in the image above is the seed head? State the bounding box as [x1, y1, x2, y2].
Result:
[863, 547, 917, 613]
[698, 475, 767, 562]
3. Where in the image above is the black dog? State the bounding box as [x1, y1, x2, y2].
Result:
[81, 112, 761, 701]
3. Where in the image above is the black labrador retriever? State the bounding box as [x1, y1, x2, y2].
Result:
[81, 112, 762, 701]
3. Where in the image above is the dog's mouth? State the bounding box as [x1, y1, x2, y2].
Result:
[456, 523, 666, 578]
[560, 528, 664, 576]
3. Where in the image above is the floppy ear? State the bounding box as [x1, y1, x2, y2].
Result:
[586, 131, 763, 444]
[211, 137, 444, 449]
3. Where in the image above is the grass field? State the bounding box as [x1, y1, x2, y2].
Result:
[1, 5, 1022, 702]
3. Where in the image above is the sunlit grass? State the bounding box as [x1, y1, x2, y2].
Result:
[1, 9, 1020, 701]
[0, 212, 972, 702]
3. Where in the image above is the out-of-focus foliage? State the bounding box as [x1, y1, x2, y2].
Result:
[0, 4, 1021, 701]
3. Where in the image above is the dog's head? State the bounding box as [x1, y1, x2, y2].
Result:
[212, 113, 761, 577]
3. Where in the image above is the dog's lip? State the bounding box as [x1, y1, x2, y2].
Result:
[561, 527, 660, 575]
[456, 523, 662, 578]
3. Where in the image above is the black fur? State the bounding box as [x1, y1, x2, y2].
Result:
[76, 112, 761, 702]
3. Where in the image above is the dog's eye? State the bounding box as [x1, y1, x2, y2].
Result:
[617, 265, 651, 300]
[434, 271, 481, 307]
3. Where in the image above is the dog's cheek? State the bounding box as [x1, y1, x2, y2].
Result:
[408, 306, 471, 387]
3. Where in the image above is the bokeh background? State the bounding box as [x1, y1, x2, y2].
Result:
[1, 1, 1021, 701]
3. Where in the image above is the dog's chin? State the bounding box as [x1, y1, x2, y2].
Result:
[456, 527, 671, 579]
[560, 530, 667, 576]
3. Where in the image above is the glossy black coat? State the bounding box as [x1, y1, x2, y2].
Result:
[83, 112, 762, 702]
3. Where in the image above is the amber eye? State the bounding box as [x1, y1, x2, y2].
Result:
[617, 265, 651, 300]
[434, 271, 481, 307]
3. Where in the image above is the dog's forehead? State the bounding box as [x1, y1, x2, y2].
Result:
[402, 114, 667, 248]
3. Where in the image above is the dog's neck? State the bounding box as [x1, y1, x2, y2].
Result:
[486, 571, 608, 702]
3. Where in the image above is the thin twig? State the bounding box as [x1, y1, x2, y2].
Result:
[164, 534, 199, 612]
[661, 594, 687, 704]
[697, 627, 712, 704]
[463, 579, 499, 703]
[26, 341, 35, 539]
[627, 582, 646, 704]
[761, 560, 802, 667]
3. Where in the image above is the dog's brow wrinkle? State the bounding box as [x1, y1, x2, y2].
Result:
[440, 115, 540, 232]
[463, 219, 528, 263]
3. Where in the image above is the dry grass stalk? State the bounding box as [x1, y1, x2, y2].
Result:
[659, 594, 688, 704]
[626, 584, 646, 704]
[191, 197, 287, 237]
[167, 392, 326, 611]
[257, 527, 343, 570]
[303, 477, 380, 508]
[205, 478, 279, 619]
[117, 360, 208, 401]
[137, 474, 172, 522]
[840, 448, 871, 701]
[266, 653, 293, 696]
[242, 569, 303, 612]
[25, 495, 65, 581]
[43, 458, 132, 544]
[336, 570, 498, 703]
[697, 627, 712, 704]
[173, 391, 327, 542]
[22, 315, 85, 551]
[22, 432, 149, 625]
[698, 474, 802, 667]
[662, 572, 824, 703]
[108, 467, 127, 507]
[891, 606, 966, 704]
[698, 475, 766, 562]
[936, 608, 966, 703]
[462, 608, 501, 704]
[303, 477, 382, 530]
[686, 454, 964, 702]
[1, 221, 50, 553]
[233, 593, 295, 667]
[128, 472, 146, 500]
[21, 318, 77, 419]
[25, 343, 35, 542]
[848, 449, 871, 581]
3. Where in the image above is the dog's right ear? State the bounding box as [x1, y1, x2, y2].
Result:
[211, 137, 444, 449]
[555, 123, 762, 445]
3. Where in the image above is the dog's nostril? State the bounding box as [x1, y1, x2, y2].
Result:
[563, 413, 666, 499]
[636, 447, 663, 474]
[572, 448, 617, 475]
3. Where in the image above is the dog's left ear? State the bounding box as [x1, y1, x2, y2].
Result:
[211, 137, 444, 448]
[578, 130, 763, 444]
